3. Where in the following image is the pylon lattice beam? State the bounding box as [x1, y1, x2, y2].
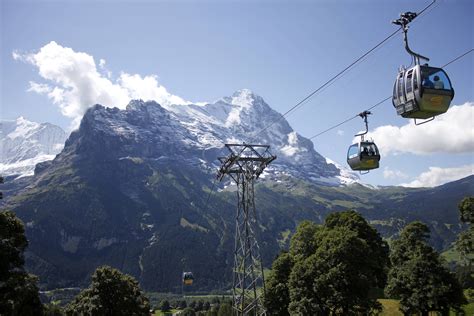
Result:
[217, 144, 276, 316]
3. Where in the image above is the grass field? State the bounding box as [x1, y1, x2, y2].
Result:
[378, 298, 474, 316]
[153, 309, 178, 316]
[441, 246, 474, 264]
[458, 302, 474, 316]
[379, 299, 403, 316]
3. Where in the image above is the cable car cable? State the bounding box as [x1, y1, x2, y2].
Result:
[308, 48, 473, 140]
[308, 96, 392, 140]
[250, 0, 439, 141]
[441, 48, 474, 68]
[203, 178, 217, 213]
[250, 27, 402, 140]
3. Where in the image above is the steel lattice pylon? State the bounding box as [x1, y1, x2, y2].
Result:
[217, 144, 276, 316]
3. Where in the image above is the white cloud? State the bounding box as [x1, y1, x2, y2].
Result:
[28, 81, 52, 94]
[336, 129, 344, 136]
[383, 167, 408, 180]
[401, 164, 474, 187]
[367, 103, 474, 155]
[14, 41, 191, 128]
[118, 73, 188, 106]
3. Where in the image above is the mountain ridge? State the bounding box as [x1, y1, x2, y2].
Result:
[1, 92, 471, 292]
[0, 116, 67, 178]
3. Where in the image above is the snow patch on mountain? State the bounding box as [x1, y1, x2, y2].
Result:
[1, 117, 67, 177]
[324, 158, 360, 185]
[68, 89, 352, 184]
[5, 90, 356, 185]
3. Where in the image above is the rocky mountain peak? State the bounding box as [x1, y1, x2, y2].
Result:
[57, 90, 357, 184]
[0, 117, 67, 177]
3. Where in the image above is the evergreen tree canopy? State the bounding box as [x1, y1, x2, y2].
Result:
[0, 211, 44, 316]
[385, 221, 466, 315]
[456, 196, 474, 266]
[65, 265, 150, 316]
[458, 196, 474, 223]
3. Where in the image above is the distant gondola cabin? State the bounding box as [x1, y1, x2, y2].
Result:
[182, 272, 194, 285]
[347, 141, 380, 171]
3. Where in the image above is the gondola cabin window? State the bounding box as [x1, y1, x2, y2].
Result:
[348, 144, 359, 159]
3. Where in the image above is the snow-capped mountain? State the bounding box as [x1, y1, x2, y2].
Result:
[0, 117, 67, 177]
[1, 90, 357, 184]
[67, 89, 358, 185]
[5, 90, 470, 292]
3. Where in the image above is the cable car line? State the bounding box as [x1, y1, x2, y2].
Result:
[251, 27, 402, 140]
[250, 0, 439, 140]
[308, 48, 473, 141]
[162, 7, 469, 222]
[416, 0, 437, 17]
[441, 48, 474, 68]
[308, 96, 392, 140]
[202, 178, 217, 213]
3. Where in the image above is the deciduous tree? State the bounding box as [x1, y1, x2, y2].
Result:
[265, 252, 293, 315]
[160, 300, 171, 312]
[217, 302, 232, 316]
[386, 221, 466, 316]
[0, 210, 43, 316]
[456, 197, 474, 266]
[181, 307, 196, 316]
[65, 265, 150, 316]
[266, 211, 389, 315]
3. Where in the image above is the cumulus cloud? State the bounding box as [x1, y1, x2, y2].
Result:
[367, 103, 474, 155]
[383, 167, 408, 180]
[401, 164, 474, 187]
[13, 41, 191, 128]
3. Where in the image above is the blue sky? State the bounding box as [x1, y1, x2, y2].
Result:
[1, 0, 473, 186]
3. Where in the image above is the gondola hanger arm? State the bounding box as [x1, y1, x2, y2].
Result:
[354, 110, 372, 138]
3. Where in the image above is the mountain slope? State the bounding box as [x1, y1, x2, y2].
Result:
[1, 93, 471, 291]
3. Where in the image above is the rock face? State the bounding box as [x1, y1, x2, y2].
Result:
[3, 91, 470, 292]
[0, 117, 67, 177]
[61, 90, 354, 184]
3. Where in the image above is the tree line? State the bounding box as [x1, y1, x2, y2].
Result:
[1, 197, 472, 315]
[265, 197, 473, 315]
